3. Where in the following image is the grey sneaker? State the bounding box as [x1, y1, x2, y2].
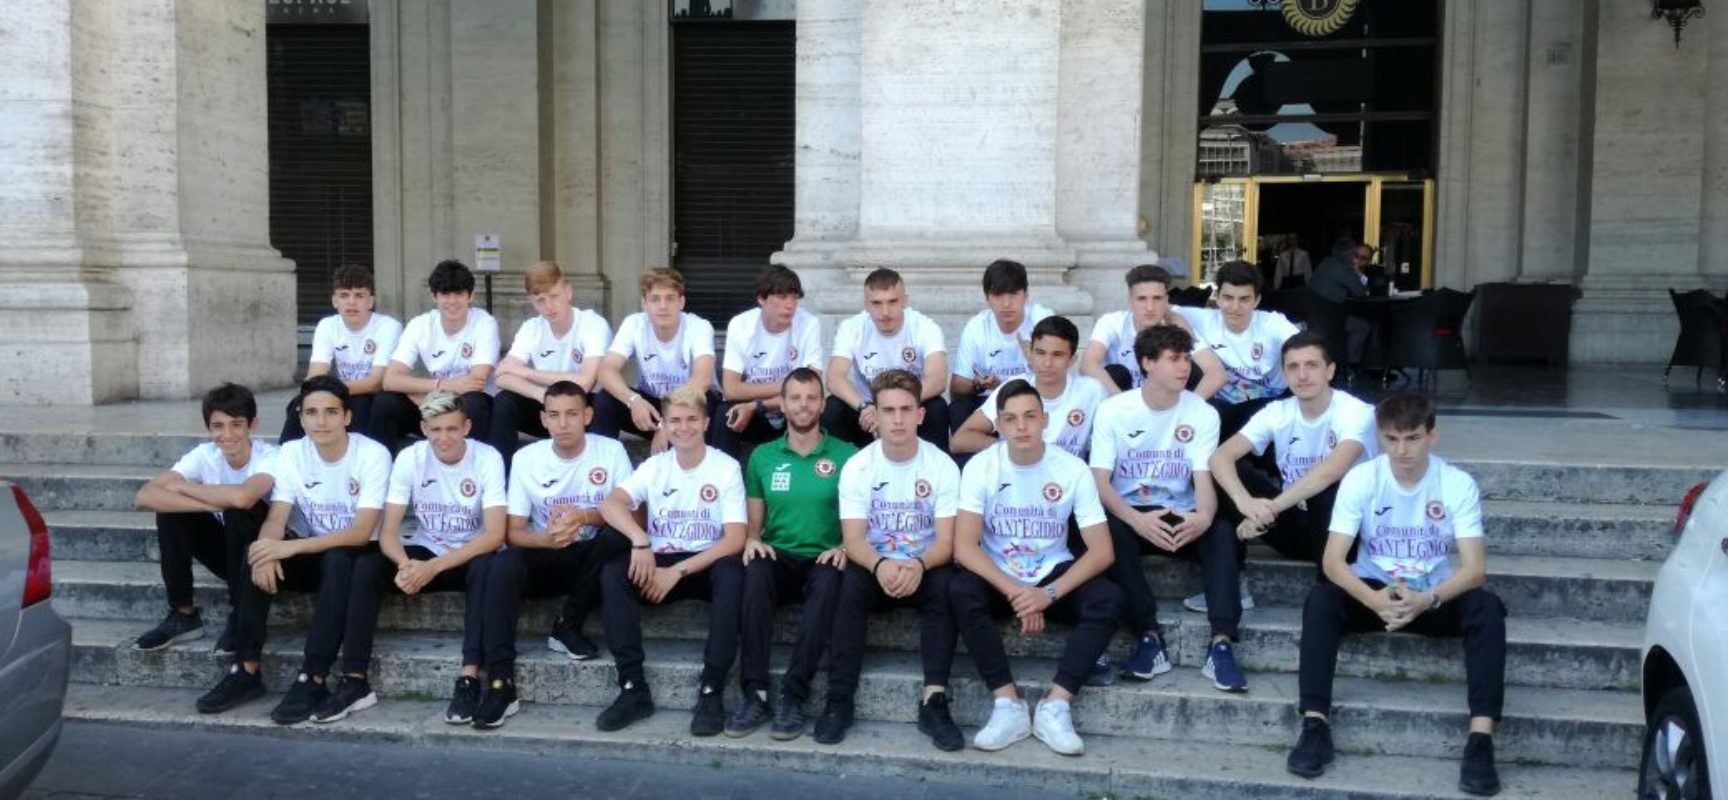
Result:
[1182, 576, 1256, 614]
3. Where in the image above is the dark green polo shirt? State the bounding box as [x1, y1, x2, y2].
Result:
[744, 433, 859, 558]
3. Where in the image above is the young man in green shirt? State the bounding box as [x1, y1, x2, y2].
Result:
[727, 367, 859, 739]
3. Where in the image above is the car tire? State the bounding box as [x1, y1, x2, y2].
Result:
[1641, 686, 1713, 800]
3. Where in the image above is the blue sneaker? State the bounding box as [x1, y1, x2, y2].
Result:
[1202, 640, 1248, 693]
[1087, 655, 1117, 687]
[1122, 632, 1172, 681]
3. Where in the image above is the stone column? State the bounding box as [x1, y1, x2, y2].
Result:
[772, 0, 862, 304]
[1570, 0, 1709, 363]
[1518, 0, 1587, 283]
[1697, 0, 1728, 292]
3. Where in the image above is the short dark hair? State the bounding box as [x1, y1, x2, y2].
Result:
[981, 259, 1029, 296]
[869, 368, 922, 403]
[201, 382, 258, 425]
[993, 378, 1041, 414]
[863, 268, 903, 292]
[543, 380, 588, 406]
[1375, 393, 1436, 432]
[428, 259, 475, 295]
[1216, 261, 1261, 295]
[299, 374, 351, 412]
[1030, 315, 1080, 355]
[782, 366, 824, 397]
[756, 265, 804, 299]
[331, 264, 375, 293]
[1280, 330, 1333, 365]
[1134, 323, 1194, 366]
[1124, 264, 1173, 290]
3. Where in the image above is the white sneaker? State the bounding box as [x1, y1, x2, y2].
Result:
[1182, 576, 1257, 614]
[1033, 699, 1084, 756]
[971, 697, 1031, 751]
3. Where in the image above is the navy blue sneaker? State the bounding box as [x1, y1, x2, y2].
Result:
[1122, 632, 1172, 681]
[1202, 640, 1248, 693]
[1087, 655, 1117, 687]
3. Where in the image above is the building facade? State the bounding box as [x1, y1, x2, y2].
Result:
[3, 0, 1726, 404]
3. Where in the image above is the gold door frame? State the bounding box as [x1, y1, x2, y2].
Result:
[1191, 175, 1435, 288]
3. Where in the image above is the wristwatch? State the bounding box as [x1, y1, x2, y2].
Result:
[1428, 592, 1444, 612]
[857, 399, 875, 413]
[1044, 585, 1060, 602]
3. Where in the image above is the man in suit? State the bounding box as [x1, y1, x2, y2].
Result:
[1308, 243, 1374, 364]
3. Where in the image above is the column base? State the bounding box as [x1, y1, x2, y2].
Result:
[1569, 275, 1725, 365]
[0, 278, 137, 405]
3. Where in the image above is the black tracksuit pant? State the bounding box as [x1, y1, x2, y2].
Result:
[820, 396, 951, 451]
[339, 545, 494, 675]
[488, 390, 547, 469]
[482, 532, 623, 678]
[371, 390, 493, 457]
[708, 401, 783, 459]
[1220, 464, 1342, 567]
[1105, 508, 1242, 640]
[950, 561, 1123, 695]
[590, 388, 724, 442]
[827, 563, 957, 705]
[155, 504, 267, 617]
[739, 551, 843, 700]
[1298, 579, 1507, 720]
[599, 550, 744, 690]
[232, 541, 371, 676]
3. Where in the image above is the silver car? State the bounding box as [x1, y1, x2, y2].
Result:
[0, 482, 71, 797]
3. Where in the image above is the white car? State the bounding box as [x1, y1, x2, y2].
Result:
[1642, 474, 1727, 799]
[0, 482, 70, 796]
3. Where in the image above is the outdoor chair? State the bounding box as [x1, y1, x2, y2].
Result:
[1665, 288, 1727, 392]
[1377, 287, 1475, 390]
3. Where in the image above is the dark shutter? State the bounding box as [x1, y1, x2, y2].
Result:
[671, 22, 795, 324]
[266, 24, 373, 328]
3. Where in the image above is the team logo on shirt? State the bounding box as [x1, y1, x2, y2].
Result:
[459, 343, 474, 359]
[915, 479, 931, 498]
[347, 478, 360, 496]
[1425, 501, 1447, 521]
[363, 339, 376, 355]
[459, 478, 478, 498]
[1251, 343, 1264, 361]
[1067, 409, 1086, 428]
[1325, 430, 1338, 449]
[814, 458, 836, 477]
[1174, 424, 1195, 444]
[700, 484, 719, 502]
[789, 346, 799, 361]
[901, 347, 916, 364]
[571, 349, 584, 365]
[588, 467, 609, 486]
[1042, 482, 1063, 502]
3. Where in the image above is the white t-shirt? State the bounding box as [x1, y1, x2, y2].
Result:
[172, 440, 279, 487]
[385, 440, 507, 556]
[607, 312, 717, 398]
[1330, 455, 1484, 592]
[505, 308, 613, 376]
[391, 308, 502, 381]
[953, 303, 1054, 383]
[831, 309, 947, 401]
[507, 436, 634, 542]
[1179, 307, 1299, 404]
[837, 439, 960, 560]
[722, 307, 825, 387]
[310, 313, 404, 383]
[959, 444, 1104, 585]
[271, 434, 392, 539]
[1089, 390, 1219, 512]
[1237, 390, 1378, 488]
[980, 373, 1109, 459]
[616, 447, 747, 554]
[1088, 310, 1147, 389]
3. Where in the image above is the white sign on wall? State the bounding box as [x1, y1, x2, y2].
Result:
[474, 234, 502, 273]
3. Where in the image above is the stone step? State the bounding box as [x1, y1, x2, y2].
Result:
[67, 618, 1641, 769]
[1449, 459, 1709, 505]
[4, 464, 160, 512]
[41, 498, 1675, 564]
[64, 683, 1635, 800]
[0, 432, 213, 467]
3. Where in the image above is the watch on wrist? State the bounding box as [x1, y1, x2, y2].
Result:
[857, 399, 875, 413]
[1428, 592, 1444, 612]
[1043, 585, 1059, 602]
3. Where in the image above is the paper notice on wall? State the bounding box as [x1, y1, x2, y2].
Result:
[474, 235, 502, 273]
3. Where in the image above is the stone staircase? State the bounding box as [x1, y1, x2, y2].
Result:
[2, 426, 1694, 799]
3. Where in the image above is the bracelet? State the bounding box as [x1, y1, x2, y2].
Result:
[857, 400, 875, 413]
[627, 393, 641, 406]
[871, 558, 887, 576]
[914, 556, 927, 573]
[631, 541, 651, 550]
[674, 563, 688, 577]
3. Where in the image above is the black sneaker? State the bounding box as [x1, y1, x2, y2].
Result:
[724, 692, 770, 738]
[270, 672, 330, 725]
[310, 675, 376, 724]
[445, 676, 481, 725]
[546, 616, 599, 661]
[473, 678, 520, 730]
[812, 700, 854, 745]
[769, 692, 806, 741]
[917, 691, 965, 752]
[1286, 716, 1336, 778]
[595, 682, 655, 732]
[690, 684, 726, 737]
[135, 609, 204, 651]
[195, 664, 263, 714]
[1458, 732, 1501, 796]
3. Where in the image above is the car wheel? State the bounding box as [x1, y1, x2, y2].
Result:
[1641, 686, 1713, 800]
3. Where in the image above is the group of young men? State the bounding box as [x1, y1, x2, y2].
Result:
[129, 256, 1507, 795]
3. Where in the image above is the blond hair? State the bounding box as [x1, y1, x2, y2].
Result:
[660, 386, 709, 418]
[419, 390, 463, 420]
[639, 267, 685, 297]
[524, 261, 565, 295]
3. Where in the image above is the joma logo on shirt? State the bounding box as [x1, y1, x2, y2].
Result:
[862, 352, 878, 360]
[431, 350, 446, 359]
[421, 479, 437, 488]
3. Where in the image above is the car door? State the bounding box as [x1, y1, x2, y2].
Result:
[1689, 490, 1728, 797]
[0, 484, 26, 656]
